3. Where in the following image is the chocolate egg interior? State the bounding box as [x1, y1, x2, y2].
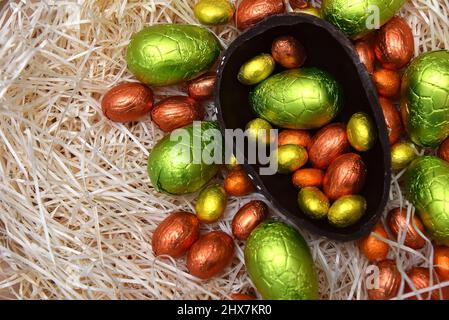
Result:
[215, 13, 391, 241]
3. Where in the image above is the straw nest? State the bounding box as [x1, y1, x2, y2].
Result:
[0, 0, 449, 299]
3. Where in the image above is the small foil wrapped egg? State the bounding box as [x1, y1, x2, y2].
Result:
[354, 40, 375, 74]
[323, 153, 367, 201]
[292, 168, 324, 189]
[297, 187, 330, 220]
[405, 267, 441, 300]
[390, 141, 418, 171]
[236, 0, 285, 30]
[224, 170, 254, 197]
[244, 220, 319, 299]
[294, 6, 321, 17]
[437, 137, 449, 163]
[271, 36, 306, 69]
[434, 246, 449, 281]
[187, 73, 216, 101]
[187, 231, 234, 279]
[367, 259, 401, 300]
[289, 0, 308, 10]
[309, 123, 349, 169]
[230, 293, 257, 300]
[101, 82, 154, 122]
[373, 68, 401, 98]
[278, 129, 312, 150]
[151, 96, 204, 132]
[347, 112, 377, 152]
[232, 200, 269, 240]
[378, 97, 403, 145]
[226, 154, 240, 171]
[328, 195, 367, 228]
[359, 223, 390, 262]
[245, 118, 273, 144]
[195, 184, 227, 223]
[152, 211, 200, 258]
[238, 53, 275, 85]
[374, 17, 414, 70]
[275, 144, 308, 174]
[387, 207, 426, 250]
[194, 0, 234, 26]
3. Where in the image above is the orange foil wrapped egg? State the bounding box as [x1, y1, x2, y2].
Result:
[271, 36, 306, 69]
[359, 223, 390, 262]
[151, 96, 204, 132]
[367, 259, 401, 300]
[387, 207, 426, 250]
[152, 211, 200, 258]
[378, 97, 403, 145]
[278, 129, 313, 150]
[405, 267, 443, 300]
[374, 17, 414, 70]
[236, 0, 285, 30]
[289, 0, 308, 10]
[187, 73, 216, 101]
[101, 82, 154, 122]
[230, 293, 257, 300]
[373, 68, 401, 98]
[232, 200, 268, 240]
[187, 231, 235, 279]
[308, 123, 350, 169]
[292, 168, 324, 188]
[437, 137, 449, 163]
[323, 153, 367, 201]
[434, 246, 449, 281]
[354, 40, 375, 74]
[224, 170, 254, 197]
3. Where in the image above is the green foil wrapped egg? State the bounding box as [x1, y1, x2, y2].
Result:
[250, 68, 343, 129]
[147, 121, 221, 195]
[126, 24, 220, 86]
[404, 156, 449, 245]
[321, 0, 405, 39]
[347, 112, 377, 152]
[194, 0, 234, 25]
[244, 220, 319, 300]
[401, 51, 449, 147]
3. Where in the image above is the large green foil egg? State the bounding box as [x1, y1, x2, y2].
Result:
[321, 0, 405, 39]
[147, 121, 221, 195]
[126, 24, 221, 86]
[244, 220, 319, 300]
[401, 51, 449, 147]
[250, 68, 343, 129]
[405, 156, 449, 245]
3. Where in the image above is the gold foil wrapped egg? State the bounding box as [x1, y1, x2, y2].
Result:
[367, 259, 401, 300]
[328, 195, 367, 228]
[194, 0, 234, 26]
[236, 0, 285, 30]
[152, 211, 200, 258]
[275, 144, 308, 174]
[245, 118, 273, 144]
[271, 36, 306, 69]
[294, 6, 321, 17]
[434, 246, 449, 281]
[187, 72, 216, 101]
[390, 141, 418, 171]
[309, 123, 349, 169]
[379, 97, 403, 145]
[297, 187, 330, 220]
[387, 207, 426, 250]
[238, 53, 275, 85]
[354, 40, 375, 74]
[323, 153, 367, 201]
[187, 231, 234, 279]
[292, 168, 324, 189]
[347, 112, 377, 152]
[278, 129, 312, 150]
[226, 154, 240, 171]
[359, 223, 390, 262]
[232, 200, 269, 241]
[373, 68, 401, 98]
[224, 170, 254, 197]
[437, 137, 449, 163]
[374, 17, 414, 70]
[195, 184, 227, 223]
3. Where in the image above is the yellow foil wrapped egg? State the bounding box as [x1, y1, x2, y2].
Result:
[245, 118, 273, 144]
[275, 144, 308, 174]
[347, 112, 377, 152]
[194, 0, 234, 25]
[195, 184, 228, 223]
[238, 53, 275, 85]
[297, 187, 330, 220]
[390, 141, 418, 171]
[328, 195, 367, 228]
